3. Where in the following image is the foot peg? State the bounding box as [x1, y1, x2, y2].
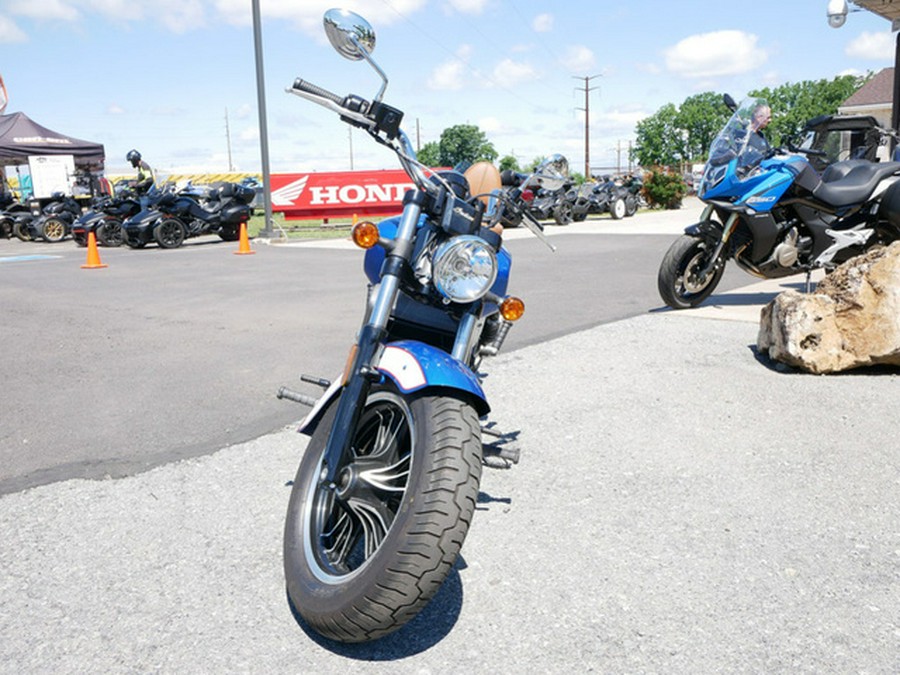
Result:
[276, 374, 332, 407]
[276, 386, 317, 407]
[482, 422, 521, 468]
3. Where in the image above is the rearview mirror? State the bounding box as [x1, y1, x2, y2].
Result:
[323, 8, 376, 61]
[534, 154, 569, 191]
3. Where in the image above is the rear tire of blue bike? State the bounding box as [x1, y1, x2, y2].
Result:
[284, 386, 482, 643]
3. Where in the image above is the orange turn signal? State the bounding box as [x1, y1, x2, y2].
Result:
[500, 296, 525, 321]
[351, 221, 380, 249]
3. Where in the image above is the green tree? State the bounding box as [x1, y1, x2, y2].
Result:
[438, 124, 498, 167]
[499, 154, 520, 172]
[675, 92, 731, 162]
[749, 74, 866, 146]
[417, 141, 440, 167]
[633, 103, 684, 167]
[631, 75, 866, 169]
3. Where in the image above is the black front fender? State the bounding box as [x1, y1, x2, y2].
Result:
[685, 219, 724, 243]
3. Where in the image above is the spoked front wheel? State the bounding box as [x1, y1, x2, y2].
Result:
[657, 234, 726, 309]
[284, 385, 482, 643]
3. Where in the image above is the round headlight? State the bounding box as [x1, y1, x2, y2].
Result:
[432, 235, 498, 303]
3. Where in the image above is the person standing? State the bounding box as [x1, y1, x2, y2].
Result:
[126, 149, 155, 194]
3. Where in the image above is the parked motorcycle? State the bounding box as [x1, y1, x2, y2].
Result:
[566, 176, 633, 222]
[657, 95, 900, 309]
[0, 191, 29, 239]
[72, 186, 142, 247]
[24, 192, 83, 243]
[528, 181, 574, 225]
[122, 181, 253, 249]
[277, 8, 562, 643]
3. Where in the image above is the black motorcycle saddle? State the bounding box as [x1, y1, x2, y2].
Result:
[812, 161, 900, 207]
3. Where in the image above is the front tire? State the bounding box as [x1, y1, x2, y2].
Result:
[553, 201, 573, 226]
[284, 386, 483, 643]
[609, 197, 626, 220]
[154, 217, 186, 249]
[97, 218, 125, 247]
[657, 234, 726, 309]
[41, 217, 67, 243]
[624, 195, 638, 217]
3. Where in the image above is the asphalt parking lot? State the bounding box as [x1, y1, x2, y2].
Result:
[1, 204, 898, 672]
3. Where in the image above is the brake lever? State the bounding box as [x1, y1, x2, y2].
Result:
[521, 211, 556, 252]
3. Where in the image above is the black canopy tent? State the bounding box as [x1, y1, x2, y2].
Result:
[0, 111, 104, 168]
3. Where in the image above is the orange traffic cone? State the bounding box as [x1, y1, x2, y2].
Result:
[234, 221, 255, 255]
[81, 231, 108, 269]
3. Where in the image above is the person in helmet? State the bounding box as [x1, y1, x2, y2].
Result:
[126, 149, 155, 195]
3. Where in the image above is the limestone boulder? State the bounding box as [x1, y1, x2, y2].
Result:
[757, 241, 900, 373]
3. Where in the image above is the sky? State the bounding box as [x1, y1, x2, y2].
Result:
[0, 0, 896, 178]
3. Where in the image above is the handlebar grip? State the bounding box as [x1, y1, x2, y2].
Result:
[292, 78, 344, 106]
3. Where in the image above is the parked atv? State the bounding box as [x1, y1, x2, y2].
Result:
[23, 193, 83, 243]
[0, 192, 30, 239]
[72, 187, 142, 247]
[122, 181, 254, 249]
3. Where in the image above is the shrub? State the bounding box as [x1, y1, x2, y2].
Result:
[642, 166, 686, 209]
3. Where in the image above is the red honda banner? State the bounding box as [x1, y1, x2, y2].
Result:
[270, 169, 419, 220]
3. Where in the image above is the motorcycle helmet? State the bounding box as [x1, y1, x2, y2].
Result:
[126, 149, 141, 165]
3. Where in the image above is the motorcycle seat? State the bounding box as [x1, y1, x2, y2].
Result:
[812, 161, 900, 207]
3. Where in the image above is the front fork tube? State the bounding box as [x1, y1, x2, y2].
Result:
[319, 200, 423, 486]
[451, 307, 481, 365]
[699, 210, 738, 279]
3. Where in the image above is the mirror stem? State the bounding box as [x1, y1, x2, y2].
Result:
[352, 35, 389, 103]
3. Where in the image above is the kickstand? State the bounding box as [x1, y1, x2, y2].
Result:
[804, 270, 812, 293]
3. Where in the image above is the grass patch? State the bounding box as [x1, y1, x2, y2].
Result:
[248, 211, 354, 240]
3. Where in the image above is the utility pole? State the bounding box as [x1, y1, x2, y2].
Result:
[251, 0, 275, 239]
[573, 74, 601, 179]
[225, 107, 234, 172]
[348, 127, 354, 170]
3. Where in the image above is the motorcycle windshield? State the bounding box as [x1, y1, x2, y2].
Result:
[700, 97, 770, 197]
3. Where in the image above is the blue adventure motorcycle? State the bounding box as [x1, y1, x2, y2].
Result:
[276, 8, 562, 643]
[657, 95, 900, 309]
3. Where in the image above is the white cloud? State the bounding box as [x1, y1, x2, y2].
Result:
[428, 61, 466, 90]
[240, 125, 260, 142]
[9, 0, 429, 34]
[491, 58, 537, 86]
[478, 116, 503, 134]
[428, 44, 473, 90]
[664, 30, 765, 78]
[561, 45, 596, 73]
[0, 16, 27, 43]
[10, 0, 79, 21]
[445, 0, 490, 14]
[532, 13, 553, 33]
[845, 31, 895, 60]
[107, 104, 126, 114]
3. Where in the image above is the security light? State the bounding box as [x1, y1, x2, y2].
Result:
[827, 0, 849, 28]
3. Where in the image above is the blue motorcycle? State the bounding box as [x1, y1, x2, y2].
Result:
[658, 95, 900, 309]
[277, 9, 563, 643]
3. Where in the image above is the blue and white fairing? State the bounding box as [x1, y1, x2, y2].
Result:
[699, 97, 814, 213]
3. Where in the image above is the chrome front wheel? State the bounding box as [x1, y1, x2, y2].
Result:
[284, 386, 482, 643]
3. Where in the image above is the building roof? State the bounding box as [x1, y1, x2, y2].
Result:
[842, 67, 894, 107]
[853, 0, 900, 26]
